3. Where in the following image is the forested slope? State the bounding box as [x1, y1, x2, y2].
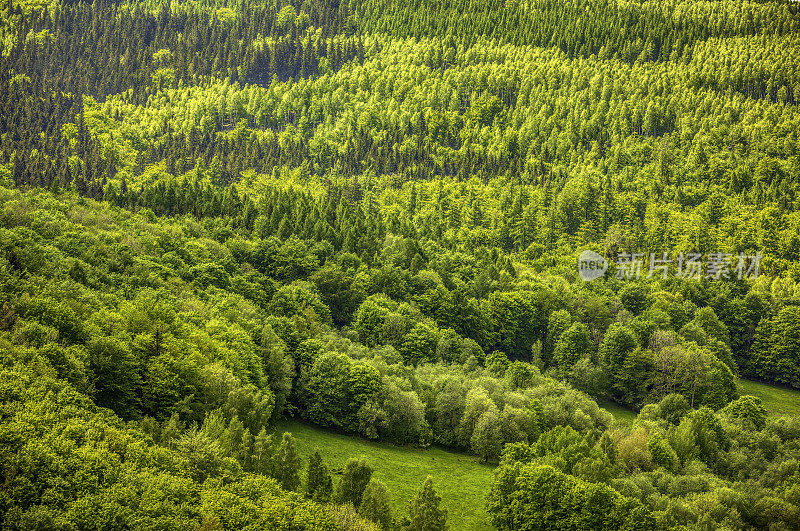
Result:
[2, 0, 800, 529]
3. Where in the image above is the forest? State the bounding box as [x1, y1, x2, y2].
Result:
[1, 0, 800, 529]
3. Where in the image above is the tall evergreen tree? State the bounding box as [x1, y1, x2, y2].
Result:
[359, 480, 392, 529]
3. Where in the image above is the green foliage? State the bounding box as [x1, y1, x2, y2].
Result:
[654, 393, 691, 426]
[273, 432, 302, 491]
[3, 0, 800, 526]
[619, 284, 651, 316]
[306, 449, 333, 502]
[302, 352, 381, 432]
[0, 367, 338, 530]
[488, 463, 650, 531]
[86, 336, 142, 418]
[408, 476, 447, 531]
[334, 458, 374, 508]
[721, 395, 768, 431]
[360, 480, 393, 529]
[648, 432, 677, 471]
[752, 306, 800, 387]
[552, 322, 591, 376]
[471, 408, 503, 463]
[485, 350, 510, 376]
[399, 322, 440, 366]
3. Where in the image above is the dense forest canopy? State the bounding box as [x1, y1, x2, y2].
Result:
[2, 0, 800, 529]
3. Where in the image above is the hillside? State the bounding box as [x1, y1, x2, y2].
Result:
[2, 0, 800, 529]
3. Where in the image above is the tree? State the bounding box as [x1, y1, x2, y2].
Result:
[381, 382, 428, 444]
[721, 395, 767, 431]
[487, 290, 545, 360]
[487, 462, 644, 531]
[260, 323, 293, 418]
[334, 458, 373, 508]
[408, 476, 447, 531]
[312, 265, 365, 326]
[692, 307, 730, 346]
[432, 378, 466, 447]
[302, 352, 380, 432]
[354, 296, 393, 347]
[599, 323, 638, 383]
[459, 388, 497, 449]
[552, 322, 591, 376]
[507, 361, 536, 389]
[751, 306, 800, 387]
[544, 309, 572, 365]
[647, 432, 677, 471]
[486, 350, 510, 376]
[654, 393, 690, 426]
[252, 427, 275, 476]
[273, 432, 302, 491]
[305, 449, 333, 502]
[176, 430, 239, 483]
[359, 480, 392, 529]
[619, 284, 650, 315]
[399, 322, 440, 365]
[471, 409, 503, 462]
[86, 336, 142, 418]
[676, 407, 729, 468]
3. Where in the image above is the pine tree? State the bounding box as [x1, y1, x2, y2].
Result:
[73, 172, 88, 196]
[408, 476, 447, 531]
[305, 449, 333, 502]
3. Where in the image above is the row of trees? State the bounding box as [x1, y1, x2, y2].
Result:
[144, 410, 448, 531]
[0, 363, 366, 529]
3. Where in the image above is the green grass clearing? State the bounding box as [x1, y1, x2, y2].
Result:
[598, 378, 800, 426]
[274, 419, 495, 530]
[273, 381, 797, 528]
[598, 399, 638, 425]
[737, 378, 800, 417]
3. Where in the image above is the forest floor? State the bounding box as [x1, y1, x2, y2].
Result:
[273, 419, 495, 530]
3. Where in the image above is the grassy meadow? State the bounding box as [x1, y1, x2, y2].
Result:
[274, 419, 495, 530]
